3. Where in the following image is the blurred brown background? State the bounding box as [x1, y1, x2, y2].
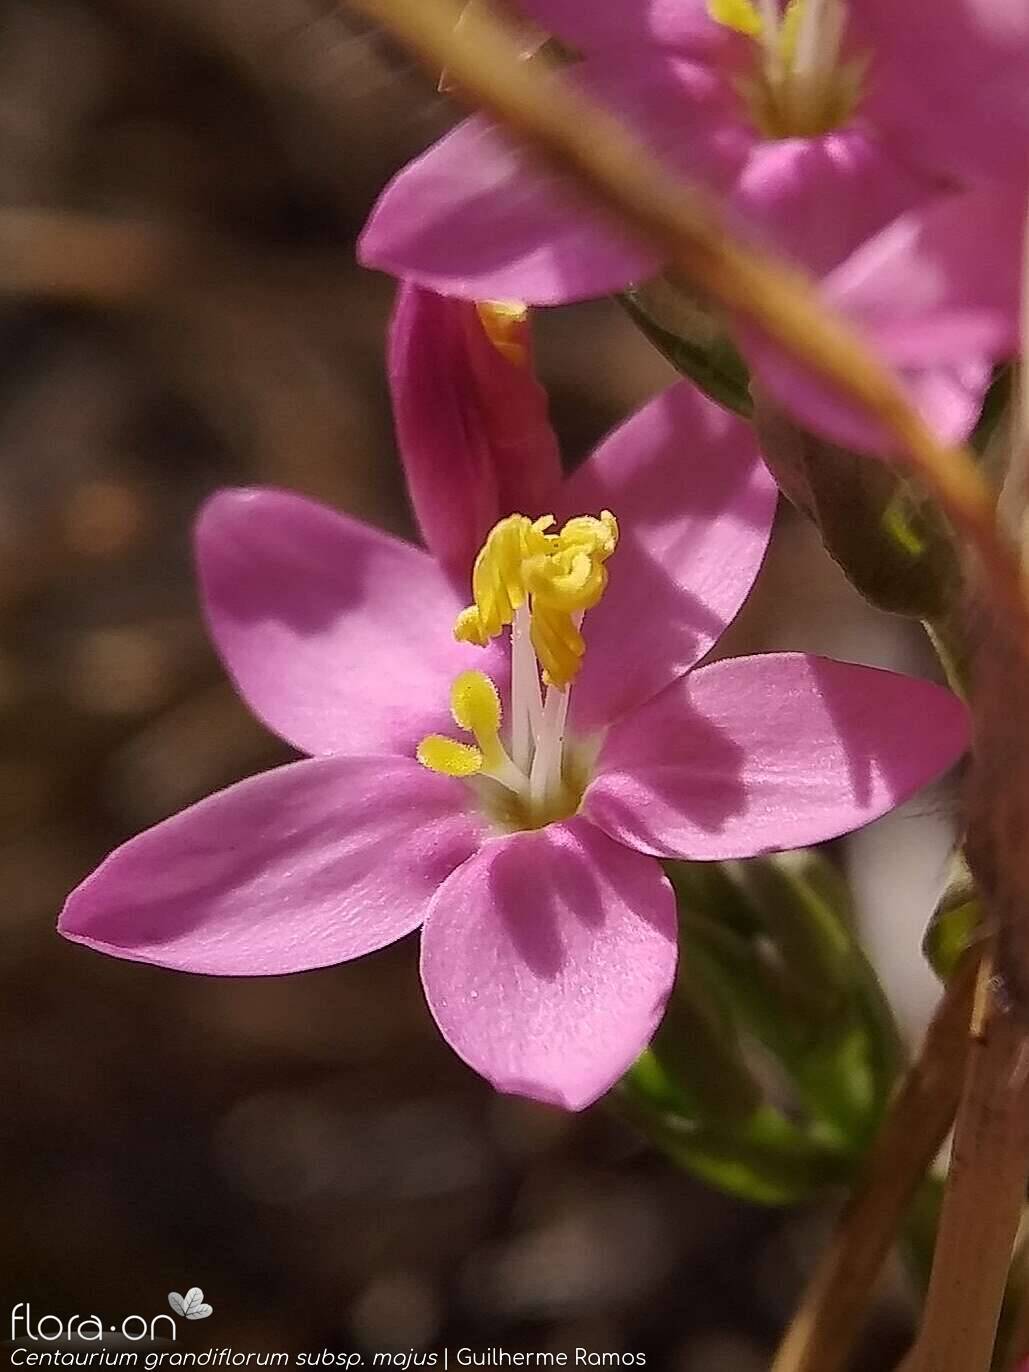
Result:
[2, 3, 933, 1366]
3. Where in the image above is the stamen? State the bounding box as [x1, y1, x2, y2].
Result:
[426, 509, 619, 825]
[417, 736, 483, 777]
[476, 300, 530, 366]
[511, 604, 542, 773]
[756, 0, 785, 80]
[709, 0, 861, 138]
[450, 670, 526, 793]
[529, 615, 579, 813]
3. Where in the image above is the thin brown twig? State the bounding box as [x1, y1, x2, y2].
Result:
[343, 0, 1029, 646]
[770, 949, 983, 1372]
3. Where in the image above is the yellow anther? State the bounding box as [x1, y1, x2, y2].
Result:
[707, 0, 761, 38]
[454, 605, 490, 647]
[450, 668, 512, 774]
[531, 602, 587, 690]
[451, 670, 501, 738]
[476, 300, 530, 367]
[417, 735, 483, 777]
[453, 508, 618, 689]
[707, 0, 803, 54]
[468, 515, 532, 639]
[559, 510, 619, 560]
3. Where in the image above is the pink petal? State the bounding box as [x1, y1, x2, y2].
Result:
[358, 54, 744, 304]
[196, 488, 504, 757]
[854, 0, 1029, 185]
[389, 283, 562, 579]
[745, 334, 992, 456]
[729, 129, 934, 276]
[826, 184, 1024, 366]
[584, 654, 969, 860]
[419, 817, 677, 1110]
[60, 755, 485, 975]
[555, 381, 778, 732]
[741, 183, 1018, 453]
[516, 0, 731, 54]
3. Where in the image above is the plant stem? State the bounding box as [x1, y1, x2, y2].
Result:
[770, 949, 981, 1372]
[905, 954, 1029, 1372]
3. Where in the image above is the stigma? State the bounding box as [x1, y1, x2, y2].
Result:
[418, 510, 618, 828]
[710, 0, 865, 139]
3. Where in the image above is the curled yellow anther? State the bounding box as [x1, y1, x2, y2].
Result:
[531, 602, 586, 688]
[453, 508, 618, 689]
[454, 605, 491, 648]
[559, 510, 619, 559]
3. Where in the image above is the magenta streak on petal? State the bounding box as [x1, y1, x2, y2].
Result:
[419, 816, 677, 1110]
[60, 755, 486, 976]
[555, 380, 777, 733]
[583, 653, 969, 861]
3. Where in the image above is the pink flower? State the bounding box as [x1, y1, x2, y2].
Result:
[359, 0, 991, 448]
[744, 0, 1029, 450]
[390, 283, 561, 580]
[58, 382, 968, 1109]
[358, 0, 969, 293]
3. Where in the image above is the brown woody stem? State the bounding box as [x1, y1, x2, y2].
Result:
[905, 962, 1029, 1372]
[771, 950, 981, 1372]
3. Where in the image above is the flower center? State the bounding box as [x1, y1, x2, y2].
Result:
[417, 510, 618, 831]
[710, 0, 865, 139]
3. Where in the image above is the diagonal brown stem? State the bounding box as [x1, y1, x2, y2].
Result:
[905, 956, 1029, 1372]
[771, 950, 981, 1372]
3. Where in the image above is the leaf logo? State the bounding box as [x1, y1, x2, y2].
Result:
[168, 1289, 213, 1320]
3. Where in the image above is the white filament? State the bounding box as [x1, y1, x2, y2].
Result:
[511, 604, 543, 774]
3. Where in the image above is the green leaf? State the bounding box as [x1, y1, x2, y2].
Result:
[649, 968, 763, 1125]
[751, 396, 964, 620]
[619, 280, 753, 417]
[923, 852, 981, 981]
[619, 1059, 848, 1206]
[670, 853, 902, 1151]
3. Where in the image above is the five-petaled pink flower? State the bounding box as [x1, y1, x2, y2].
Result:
[359, 0, 993, 451]
[59, 381, 968, 1109]
[746, 0, 1029, 451]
